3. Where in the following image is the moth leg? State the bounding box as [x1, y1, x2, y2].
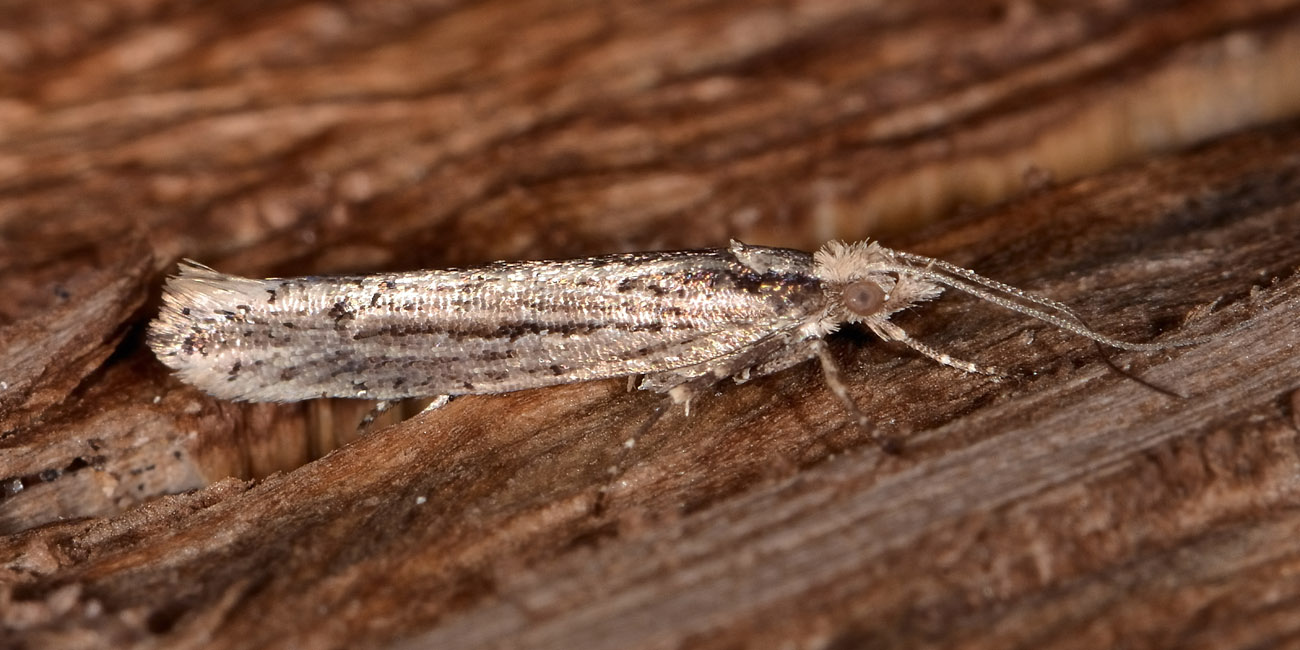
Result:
[662, 371, 738, 416]
[648, 334, 871, 432]
[658, 343, 793, 414]
[810, 340, 869, 430]
[357, 395, 452, 434]
[610, 399, 670, 475]
[871, 321, 1003, 379]
[417, 394, 452, 414]
[357, 399, 402, 433]
[809, 340, 901, 453]
[641, 333, 809, 397]
[593, 397, 672, 516]
[605, 370, 718, 494]
[739, 340, 818, 384]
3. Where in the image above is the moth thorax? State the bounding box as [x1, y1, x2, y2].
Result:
[843, 280, 887, 317]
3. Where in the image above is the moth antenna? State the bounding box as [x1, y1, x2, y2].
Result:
[892, 251, 1085, 318]
[878, 254, 1246, 398]
[875, 262, 1226, 351]
[1090, 341, 1186, 399]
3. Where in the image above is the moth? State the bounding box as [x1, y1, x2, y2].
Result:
[148, 240, 1208, 429]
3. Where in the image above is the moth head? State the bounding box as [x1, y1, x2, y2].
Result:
[814, 240, 944, 325]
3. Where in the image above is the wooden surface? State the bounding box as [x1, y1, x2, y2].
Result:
[2, 2, 1299, 648]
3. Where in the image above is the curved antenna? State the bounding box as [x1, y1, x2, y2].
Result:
[873, 258, 1232, 351]
[891, 251, 1094, 320]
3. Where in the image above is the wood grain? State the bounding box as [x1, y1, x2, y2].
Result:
[1, 2, 1299, 648]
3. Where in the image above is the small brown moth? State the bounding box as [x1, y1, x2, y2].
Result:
[148, 240, 1216, 427]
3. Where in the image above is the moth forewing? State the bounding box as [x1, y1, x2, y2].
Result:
[148, 245, 828, 405]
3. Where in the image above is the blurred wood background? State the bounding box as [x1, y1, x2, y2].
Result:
[2, 1, 1299, 648]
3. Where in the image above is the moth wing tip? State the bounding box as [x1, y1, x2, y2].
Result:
[172, 259, 226, 280]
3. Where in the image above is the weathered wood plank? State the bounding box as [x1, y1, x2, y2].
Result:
[1, 1, 1299, 648]
[3, 119, 1297, 650]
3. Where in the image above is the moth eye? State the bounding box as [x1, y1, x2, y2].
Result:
[843, 280, 886, 317]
